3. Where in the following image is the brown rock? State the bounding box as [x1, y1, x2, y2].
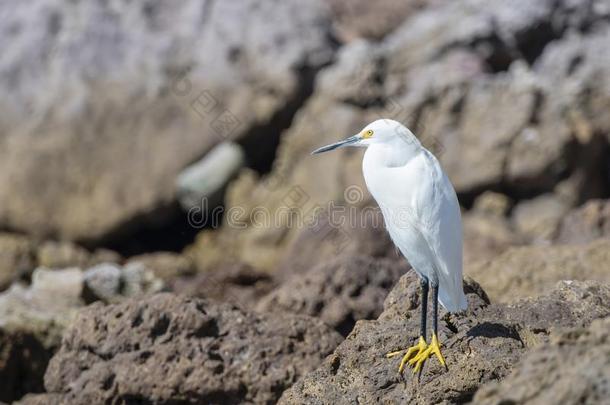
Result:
[0, 0, 335, 242]
[279, 277, 610, 404]
[170, 262, 275, 310]
[36, 240, 122, 270]
[43, 294, 342, 404]
[556, 199, 610, 244]
[0, 233, 34, 292]
[127, 252, 195, 282]
[257, 256, 409, 336]
[511, 194, 570, 242]
[0, 268, 84, 403]
[474, 318, 610, 404]
[467, 239, 610, 303]
[327, 0, 444, 41]
[462, 210, 523, 268]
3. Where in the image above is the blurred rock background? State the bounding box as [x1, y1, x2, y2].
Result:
[0, 0, 609, 403]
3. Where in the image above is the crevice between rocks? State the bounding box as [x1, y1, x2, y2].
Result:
[91, 57, 336, 256]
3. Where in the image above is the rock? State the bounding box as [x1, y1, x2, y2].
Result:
[467, 239, 610, 302]
[82, 263, 122, 303]
[472, 191, 512, 217]
[0, 233, 35, 292]
[127, 251, 195, 282]
[0, 268, 84, 403]
[474, 317, 610, 404]
[171, 262, 275, 310]
[190, 0, 610, 275]
[327, 0, 443, 42]
[279, 277, 610, 404]
[556, 199, 610, 244]
[0, 0, 335, 242]
[36, 240, 122, 270]
[462, 210, 523, 268]
[83, 262, 165, 303]
[512, 194, 570, 242]
[42, 294, 343, 404]
[257, 255, 409, 336]
[120, 262, 165, 298]
[176, 141, 246, 211]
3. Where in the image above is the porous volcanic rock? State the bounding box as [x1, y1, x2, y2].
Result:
[467, 238, 610, 302]
[41, 294, 343, 404]
[474, 317, 610, 404]
[279, 277, 610, 404]
[257, 255, 409, 336]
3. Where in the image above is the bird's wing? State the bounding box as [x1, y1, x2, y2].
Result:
[411, 152, 466, 312]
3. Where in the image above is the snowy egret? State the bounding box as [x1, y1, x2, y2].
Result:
[312, 119, 467, 374]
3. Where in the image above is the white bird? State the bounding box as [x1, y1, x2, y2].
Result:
[312, 119, 467, 374]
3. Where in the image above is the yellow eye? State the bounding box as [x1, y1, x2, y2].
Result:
[362, 129, 374, 139]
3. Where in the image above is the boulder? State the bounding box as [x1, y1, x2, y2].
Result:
[556, 199, 610, 244]
[474, 318, 610, 404]
[327, 0, 444, 41]
[511, 194, 570, 242]
[127, 251, 195, 282]
[41, 294, 342, 404]
[170, 262, 275, 310]
[83, 262, 164, 304]
[257, 255, 409, 336]
[467, 238, 610, 302]
[0, 233, 35, 292]
[0, 268, 83, 403]
[176, 141, 246, 211]
[36, 240, 122, 270]
[0, 0, 335, 242]
[279, 276, 610, 404]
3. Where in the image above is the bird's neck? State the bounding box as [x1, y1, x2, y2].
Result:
[365, 137, 421, 168]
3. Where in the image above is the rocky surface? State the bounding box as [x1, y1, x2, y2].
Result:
[190, 0, 610, 275]
[467, 238, 610, 302]
[474, 317, 610, 404]
[327, 0, 444, 42]
[39, 294, 342, 404]
[257, 255, 409, 336]
[512, 194, 570, 242]
[556, 199, 610, 244]
[127, 251, 195, 282]
[171, 262, 275, 310]
[0, 268, 83, 403]
[0, 233, 34, 292]
[0, 0, 336, 242]
[0, 263, 163, 403]
[279, 276, 610, 404]
[176, 141, 246, 211]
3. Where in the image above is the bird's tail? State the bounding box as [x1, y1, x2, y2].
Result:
[438, 282, 468, 313]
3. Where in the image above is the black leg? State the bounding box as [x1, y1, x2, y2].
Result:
[420, 277, 429, 340]
[432, 284, 439, 337]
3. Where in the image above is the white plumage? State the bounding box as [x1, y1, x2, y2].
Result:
[313, 118, 467, 312]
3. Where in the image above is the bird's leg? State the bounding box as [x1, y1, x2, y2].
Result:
[409, 284, 447, 373]
[386, 277, 429, 373]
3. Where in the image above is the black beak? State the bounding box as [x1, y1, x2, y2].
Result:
[311, 135, 360, 155]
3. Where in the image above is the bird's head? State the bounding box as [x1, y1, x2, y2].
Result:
[311, 119, 420, 155]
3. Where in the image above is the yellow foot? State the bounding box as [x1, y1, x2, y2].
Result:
[386, 336, 427, 373]
[408, 333, 446, 374]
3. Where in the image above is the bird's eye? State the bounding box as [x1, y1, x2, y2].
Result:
[363, 129, 374, 138]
